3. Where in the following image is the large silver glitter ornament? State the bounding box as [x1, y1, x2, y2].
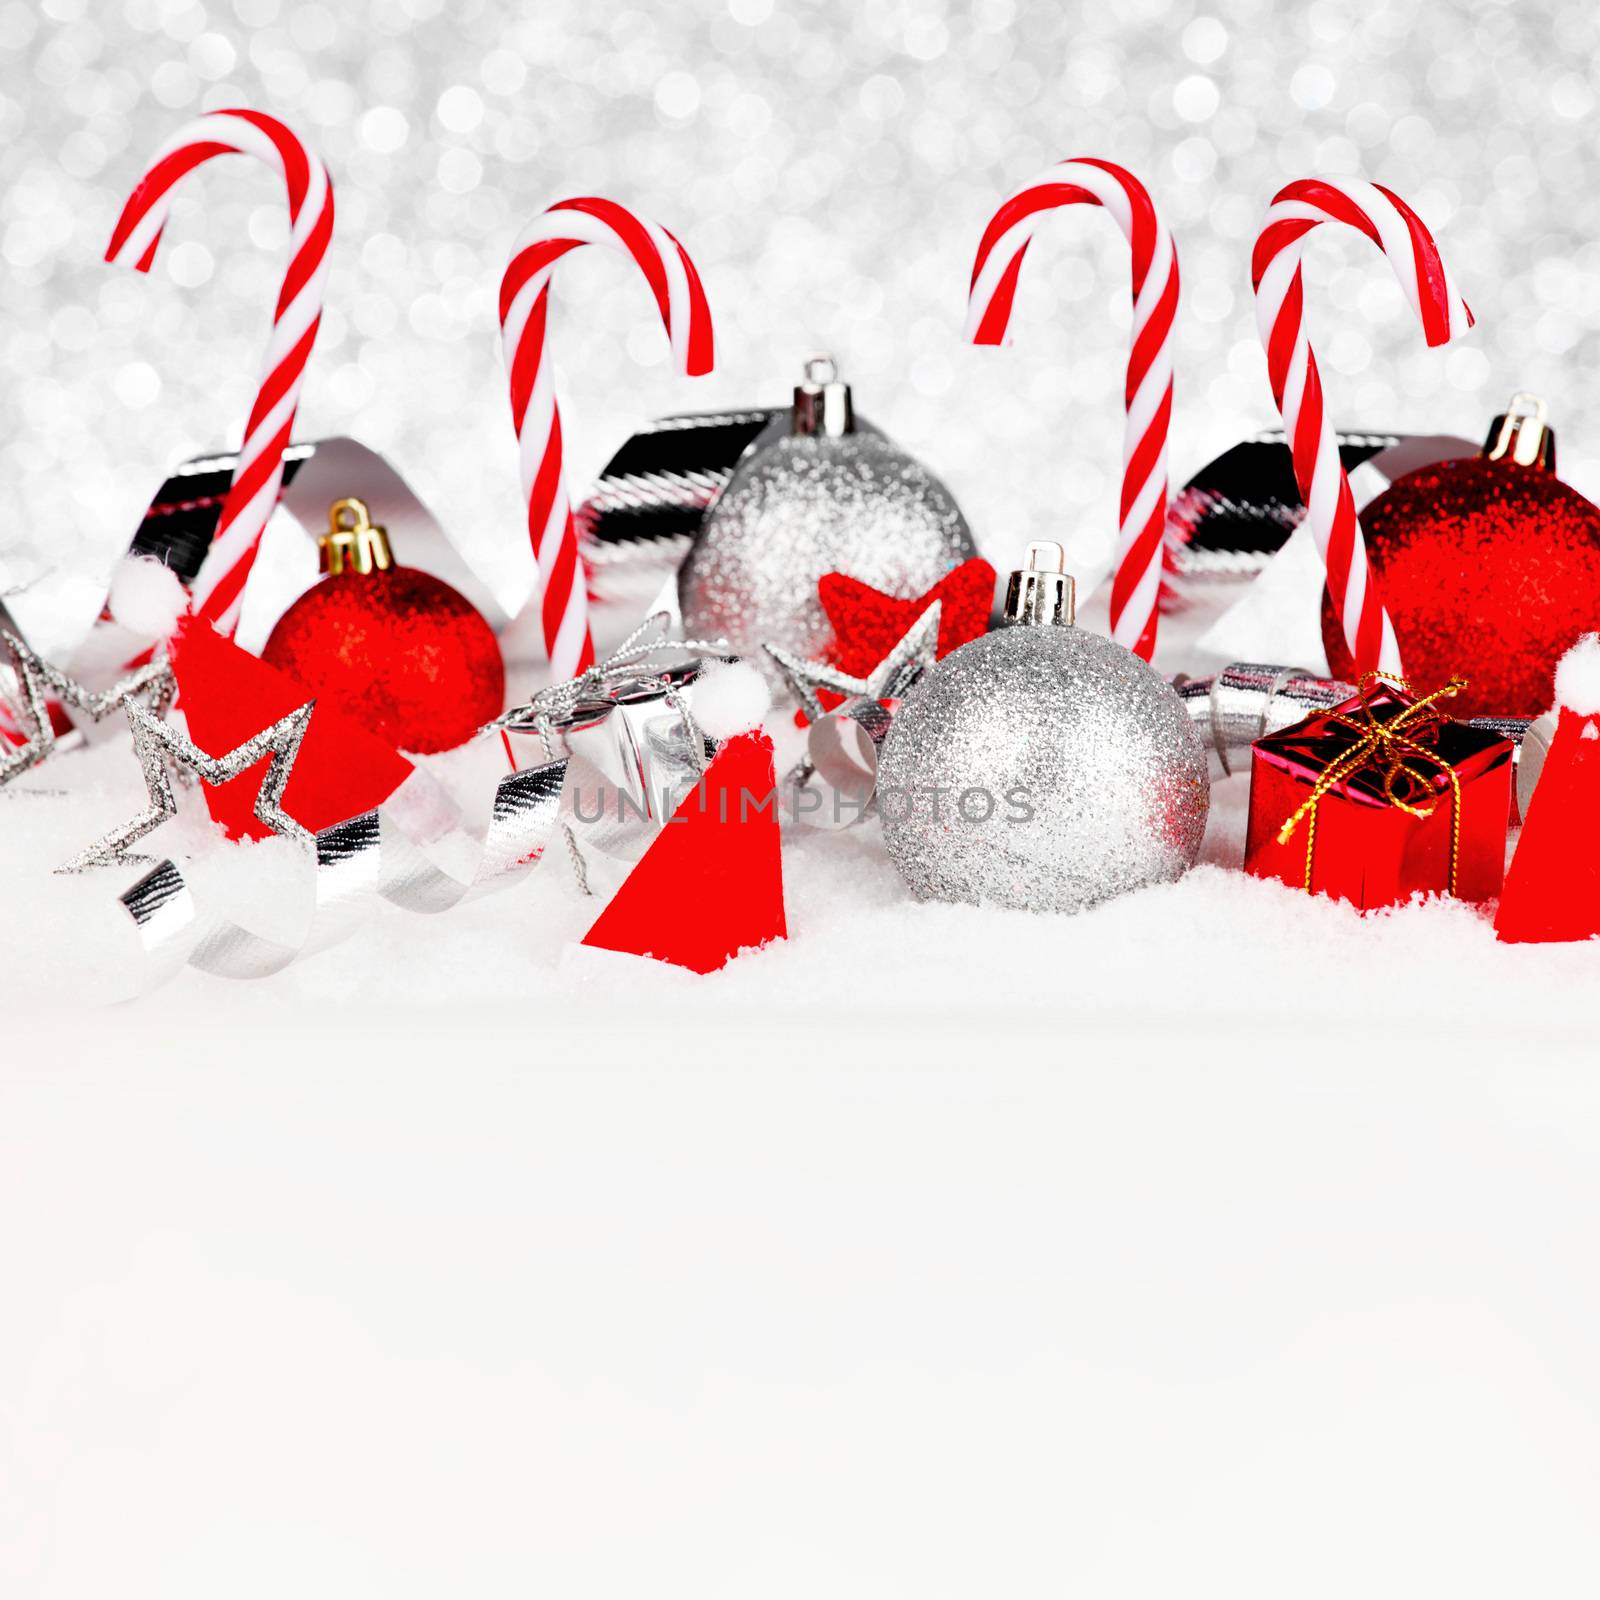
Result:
[877, 543, 1210, 914]
[676, 356, 977, 677]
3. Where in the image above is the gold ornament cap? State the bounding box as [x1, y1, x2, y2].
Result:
[1004, 541, 1076, 628]
[320, 497, 394, 576]
[1484, 392, 1556, 472]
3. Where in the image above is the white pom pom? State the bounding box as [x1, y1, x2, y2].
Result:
[107, 556, 188, 640]
[691, 659, 771, 740]
[1554, 632, 1600, 716]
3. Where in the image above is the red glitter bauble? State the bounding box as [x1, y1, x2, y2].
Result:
[262, 566, 505, 753]
[1322, 457, 1600, 716]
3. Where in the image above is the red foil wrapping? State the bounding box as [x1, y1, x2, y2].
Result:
[1245, 679, 1514, 910]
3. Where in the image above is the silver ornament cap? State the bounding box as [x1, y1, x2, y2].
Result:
[676, 355, 978, 678]
[791, 354, 854, 438]
[877, 542, 1210, 914]
[1003, 539, 1076, 627]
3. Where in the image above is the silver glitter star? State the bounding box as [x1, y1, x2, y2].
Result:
[1, 627, 174, 789]
[764, 600, 943, 724]
[59, 698, 316, 874]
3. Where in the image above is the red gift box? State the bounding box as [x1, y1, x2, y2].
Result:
[1245, 676, 1514, 910]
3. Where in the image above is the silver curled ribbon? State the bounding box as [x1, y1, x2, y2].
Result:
[119, 756, 571, 986]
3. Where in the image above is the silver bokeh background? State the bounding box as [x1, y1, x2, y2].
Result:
[3, 0, 1597, 624]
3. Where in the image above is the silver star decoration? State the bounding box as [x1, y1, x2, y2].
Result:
[764, 600, 943, 724]
[59, 697, 316, 874]
[1, 626, 174, 789]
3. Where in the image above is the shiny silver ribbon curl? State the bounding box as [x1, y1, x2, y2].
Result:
[119, 756, 571, 986]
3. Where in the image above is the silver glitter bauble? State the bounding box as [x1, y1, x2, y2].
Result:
[877, 543, 1210, 914]
[677, 357, 977, 673]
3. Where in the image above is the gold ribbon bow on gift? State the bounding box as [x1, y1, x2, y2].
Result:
[1276, 672, 1469, 895]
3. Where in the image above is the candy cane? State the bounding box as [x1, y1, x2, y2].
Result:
[967, 157, 1178, 661]
[500, 198, 713, 680]
[1251, 178, 1473, 675]
[106, 109, 334, 638]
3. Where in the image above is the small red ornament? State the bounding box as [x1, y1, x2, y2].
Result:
[172, 616, 413, 842]
[262, 497, 505, 754]
[1322, 396, 1600, 717]
[580, 730, 786, 973]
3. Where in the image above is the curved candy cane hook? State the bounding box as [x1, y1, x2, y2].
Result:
[1251, 177, 1474, 675]
[107, 109, 335, 639]
[500, 197, 714, 680]
[967, 157, 1179, 661]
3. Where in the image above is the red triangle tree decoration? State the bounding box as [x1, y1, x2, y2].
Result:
[171, 617, 414, 842]
[1496, 634, 1600, 944]
[581, 731, 787, 973]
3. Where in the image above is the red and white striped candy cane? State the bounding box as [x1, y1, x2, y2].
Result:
[106, 109, 334, 639]
[967, 157, 1179, 661]
[1252, 178, 1473, 675]
[500, 197, 713, 680]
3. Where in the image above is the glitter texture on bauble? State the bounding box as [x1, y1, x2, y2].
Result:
[262, 498, 504, 755]
[677, 358, 976, 676]
[1321, 398, 1600, 718]
[877, 543, 1210, 914]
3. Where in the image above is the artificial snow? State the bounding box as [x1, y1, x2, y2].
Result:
[2, 709, 1595, 1033]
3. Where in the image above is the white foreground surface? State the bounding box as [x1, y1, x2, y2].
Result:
[5, 740, 1600, 1597]
[5, 1011, 1600, 1598]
